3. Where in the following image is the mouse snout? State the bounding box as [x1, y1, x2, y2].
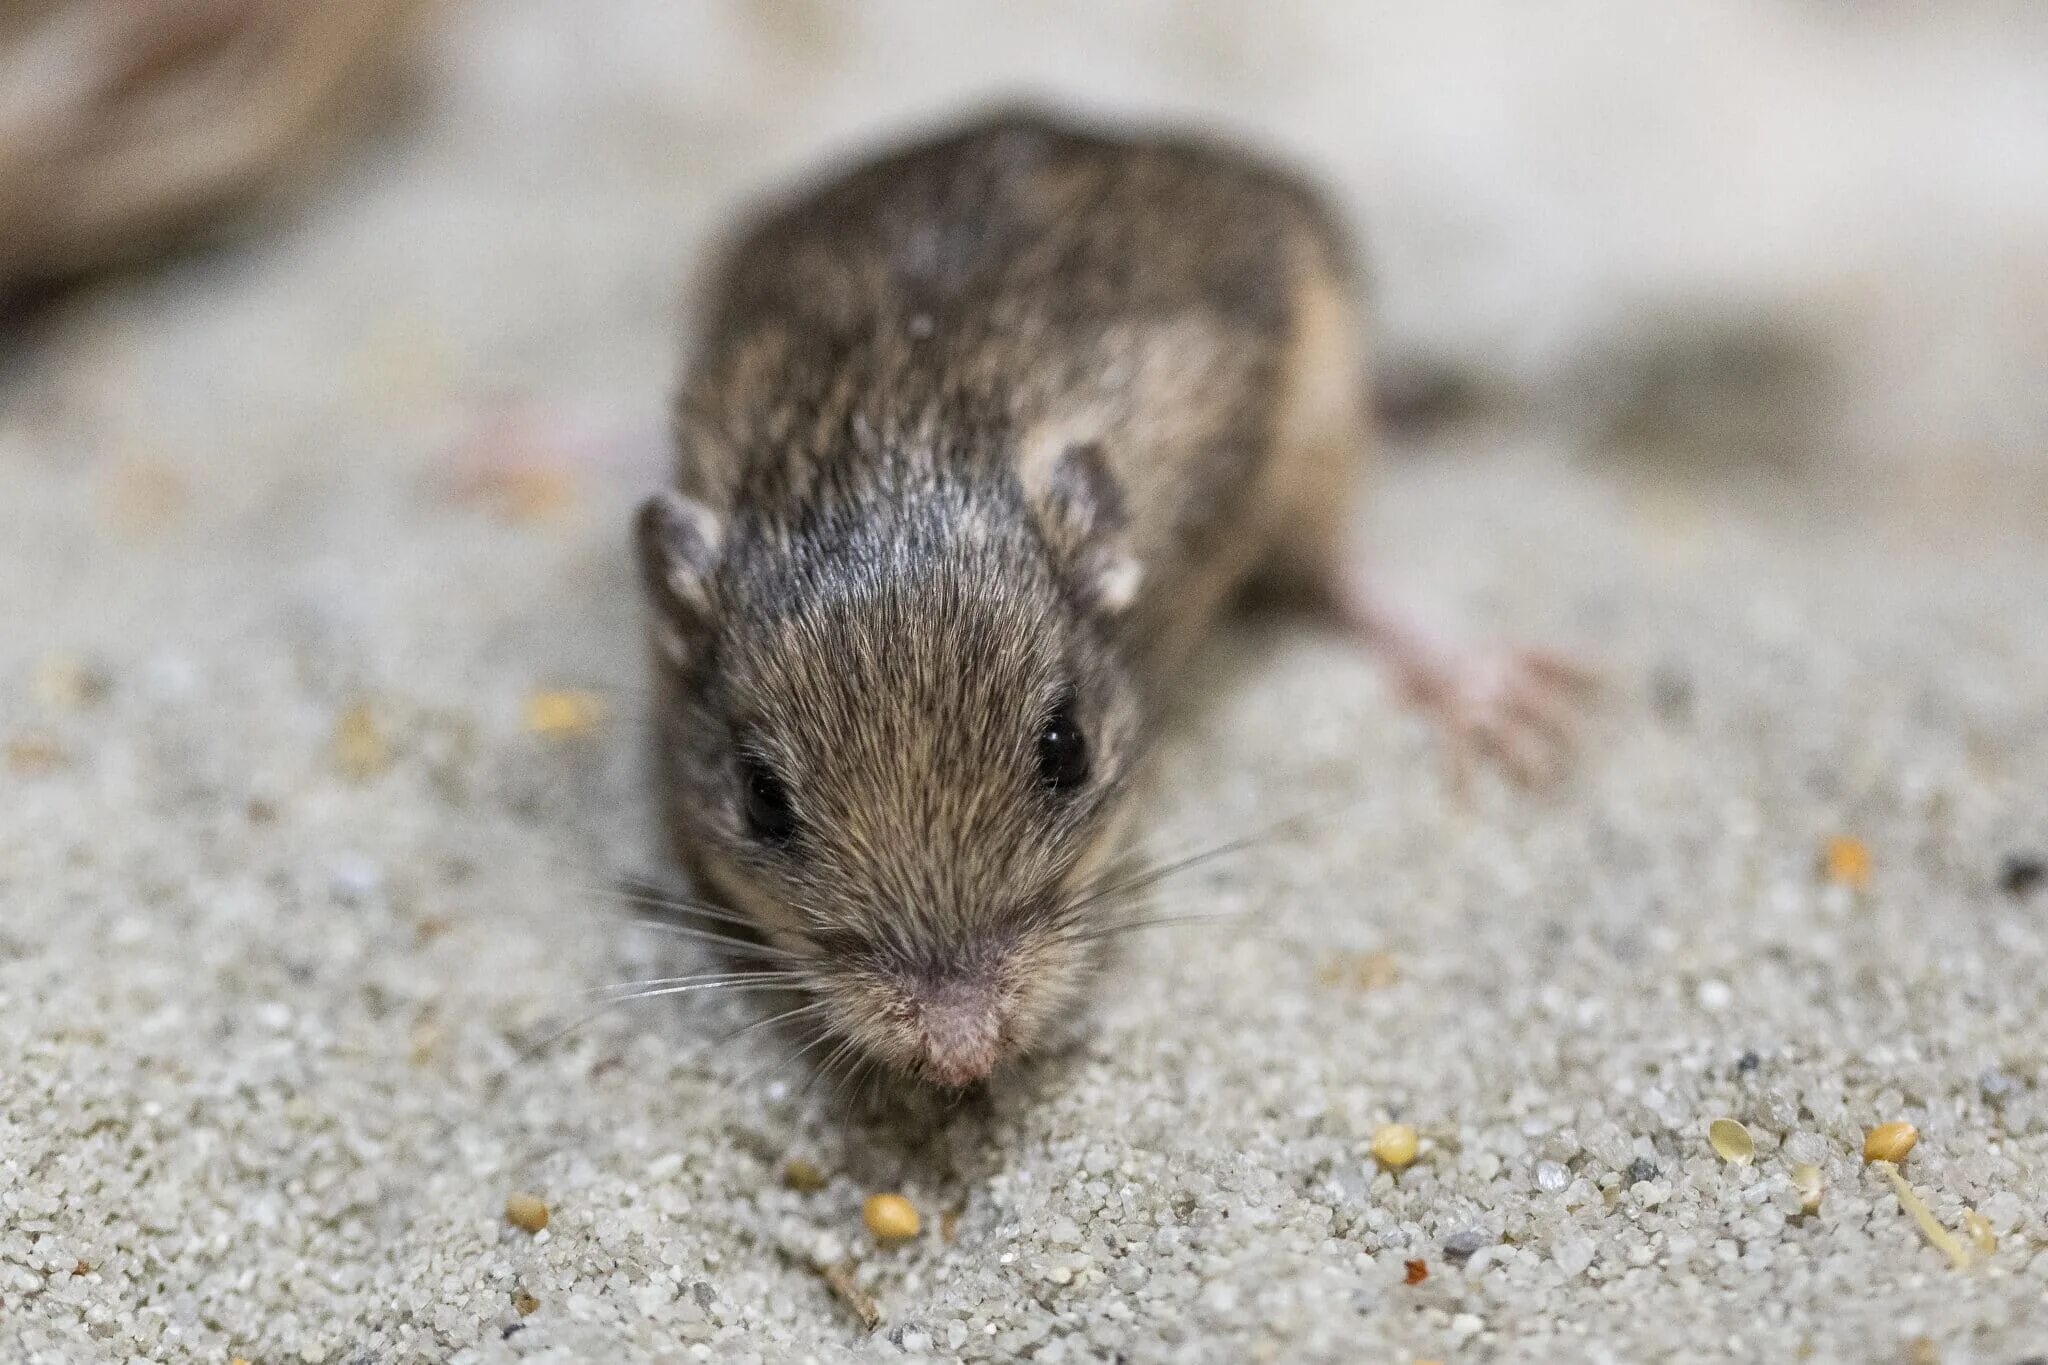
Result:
[910, 979, 1004, 1087]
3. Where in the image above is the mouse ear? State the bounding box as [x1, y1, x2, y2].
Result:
[636, 489, 725, 662]
[1027, 440, 1143, 614]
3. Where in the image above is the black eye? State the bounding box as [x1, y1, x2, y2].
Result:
[1035, 693, 1090, 795]
[739, 752, 798, 844]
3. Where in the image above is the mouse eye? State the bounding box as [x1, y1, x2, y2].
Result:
[738, 752, 799, 844]
[1035, 692, 1090, 795]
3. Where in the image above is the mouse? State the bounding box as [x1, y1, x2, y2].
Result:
[633, 108, 1588, 1090]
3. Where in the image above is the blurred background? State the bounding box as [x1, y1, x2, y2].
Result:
[4, 0, 2048, 524]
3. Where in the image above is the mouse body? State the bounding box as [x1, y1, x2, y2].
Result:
[635, 109, 1567, 1088]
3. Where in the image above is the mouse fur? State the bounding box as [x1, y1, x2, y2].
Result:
[636, 107, 1369, 1088]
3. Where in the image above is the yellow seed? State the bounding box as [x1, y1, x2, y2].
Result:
[333, 702, 390, 780]
[35, 654, 110, 710]
[863, 1192, 920, 1241]
[1822, 836, 1872, 890]
[1790, 1162, 1824, 1214]
[1862, 1122, 1918, 1165]
[504, 1191, 550, 1233]
[1369, 1124, 1420, 1171]
[523, 689, 604, 737]
[1708, 1118, 1754, 1164]
[783, 1158, 828, 1192]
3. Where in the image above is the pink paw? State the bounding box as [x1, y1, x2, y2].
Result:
[1391, 645, 1597, 788]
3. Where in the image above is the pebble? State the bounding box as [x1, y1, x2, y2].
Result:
[1536, 1160, 1570, 1193]
[1554, 1240, 1595, 1277]
[1442, 1229, 1489, 1261]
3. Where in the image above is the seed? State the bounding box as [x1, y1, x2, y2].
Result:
[1369, 1124, 1419, 1170]
[1862, 1122, 1918, 1164]
[333, 702, 390, 780]
[863, 1192, 920, 1242]
[1707, 1118, 1754, 1164]
[1821, 836, 1871, 889]
[524, 689, 604, 737]
[783, 1158, 828, 1192]
[504, 1191, 550, 1233]
[1790, 1162, 1823, 1214]
[5, 734, 66, 774]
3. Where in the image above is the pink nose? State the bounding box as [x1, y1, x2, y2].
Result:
[917, 983, 1002, 1086]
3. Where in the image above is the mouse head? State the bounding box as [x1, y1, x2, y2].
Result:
[636, 443, 1147, 1088]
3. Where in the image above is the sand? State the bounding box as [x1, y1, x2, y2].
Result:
[4, 3, 2047, 1361]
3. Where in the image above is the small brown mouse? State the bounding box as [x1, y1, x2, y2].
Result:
[635, 109, 1585, 1089]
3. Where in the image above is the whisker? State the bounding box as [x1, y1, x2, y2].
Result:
[605, 882, 766, 932]
[711, 997, 830, 1051]
[521, 980, 797, 1060]
[622, 918, 806, 961]
[1063, 909, 1251, 946]
[582, 970, 796, 1000]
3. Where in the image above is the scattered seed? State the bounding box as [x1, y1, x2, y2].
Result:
[816, 1260, 880, 1330]
[524, 689, 604, 737]
[504, 1191, 550, 1233]
[1862, 1122, 1918, 1165]
[783, 1159, 828, 1192]
[1962, 1209, 1996, 1256]
[863, 1192, 920, 1242]
[5, 734, 66, 774]
[333, 702, 390, 780]
[1317, 950, 1399, 991]
[1708, 1118, 1754, 1165]
[513, 1290, 540, 1315]
[1882, 1167, 1971, 1271]
[1403, 1259, 1429, 1285]
[1821, 836, 1871, 890]
[35, 655, 110, 710]
[1370, 1124, 1419, 1171]
[2000, 854, 2045, 898]
[1790, 1162, 1824, 1215]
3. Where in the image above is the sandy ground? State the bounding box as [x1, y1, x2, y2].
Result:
[4, 3, 2048, 1362]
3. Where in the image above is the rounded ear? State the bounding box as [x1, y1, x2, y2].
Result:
[1026, 440, 1143, 614]
[636, 490, 724, 661]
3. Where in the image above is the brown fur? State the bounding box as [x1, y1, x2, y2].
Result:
[638, 108, 1369, 1087]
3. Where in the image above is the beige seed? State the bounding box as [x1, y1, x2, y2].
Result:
[1862, 1122, 1918, 1165]
[504, 1191, 550, 1233]
[1369, 1124, 1420, 1171]
[1707, 1118, 1754, 1165]
[1790, 1162, 1824, 1215]
[783, 1158, 828, 1192]
[863, 1192, 920, 1242]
